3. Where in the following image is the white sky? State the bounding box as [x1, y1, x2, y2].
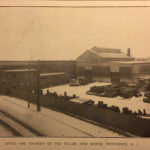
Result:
[0, 7, 150, 60]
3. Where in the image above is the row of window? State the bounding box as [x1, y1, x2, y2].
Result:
[139, 66, 150, 74]
[77, 66, 133, 78]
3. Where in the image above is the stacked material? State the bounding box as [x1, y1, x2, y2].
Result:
[87, 83, 141, 99]
[119, 87, 139, 99]
[109, 105, 120, 113]
[103, 86, 119, 98]
[143, 92, 150, 103]
[90, 86, 105, 94]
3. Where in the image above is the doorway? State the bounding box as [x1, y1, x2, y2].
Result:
[85, 69, 93, 82]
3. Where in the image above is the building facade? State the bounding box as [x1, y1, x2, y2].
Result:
[76, 46, 150, 82]
[40, 72, 69, 88]
[0, 69, 38, 92]
[0, 69, 70, 92]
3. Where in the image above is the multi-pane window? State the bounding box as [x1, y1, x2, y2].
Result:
[120, 67, 132, 79]
[77, 66, 85, 76]
[93, 66, 111, 77]
[139, 65, 150, 75]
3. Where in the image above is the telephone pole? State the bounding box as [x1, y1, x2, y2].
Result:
[27, 60, 31, 108]
[36, 60, 41, 112]
[27, 52, 32, 108]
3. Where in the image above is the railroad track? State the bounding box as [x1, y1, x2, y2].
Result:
[0, 111, 39, 137]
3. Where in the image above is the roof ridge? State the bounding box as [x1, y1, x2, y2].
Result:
[91, 46, 121, 53]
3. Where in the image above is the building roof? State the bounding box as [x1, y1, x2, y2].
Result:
[91, 46, 121, 53]
[2, 69, 37, 73]
[90, 47, 133, 59]
[113, 60, 150, 65]
[40, 72, 66, 77]
[76, 46, 135, 62]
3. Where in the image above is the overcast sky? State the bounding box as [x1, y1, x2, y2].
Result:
[0, 7, 150, 60]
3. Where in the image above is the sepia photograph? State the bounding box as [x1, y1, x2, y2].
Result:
[0, 0, 150, 149]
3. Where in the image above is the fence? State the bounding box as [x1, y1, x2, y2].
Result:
[9, 88, 150, 137]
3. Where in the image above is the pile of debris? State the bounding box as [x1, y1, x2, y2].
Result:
[122, 107, 147, 116]
[45, 90, 78, 100]
[97, 101, 147, 116]
[98, 101, 120, 112]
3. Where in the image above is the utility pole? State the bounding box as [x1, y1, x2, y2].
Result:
[27, 52, 32, 108]
[36, 60, 41, 112]
[27, 60, 31, 108]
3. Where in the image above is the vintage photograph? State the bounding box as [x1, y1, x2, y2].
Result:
[0, 1, 150, 140]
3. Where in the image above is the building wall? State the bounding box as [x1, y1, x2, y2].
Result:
[0, 71, 70, 91]
[0, 61, 76, 75]
[40, 73, 69, 88]
[0, 71, 37, 91]
[77, 62, 150, 82]
[77, 62, 112, 82]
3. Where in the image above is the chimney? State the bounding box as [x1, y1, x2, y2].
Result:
[127, 48, 131, 57]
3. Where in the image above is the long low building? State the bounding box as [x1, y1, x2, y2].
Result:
[40, 72, 69, 88]
[0, 69, 69, 92]
[0, 69, 37, 92]
[76, 46, 150, 82]
[0, 60, 76, 76]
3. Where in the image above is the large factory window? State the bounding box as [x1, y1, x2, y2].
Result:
[93, 66, 110, 77]
[12, 73, 16, 79]
[93, 66, 100, 77]
[77, 66, 85, 76]
[120, 67, 132, 79]
[101, 67, 111, 77]
[139, 65, 150, 74]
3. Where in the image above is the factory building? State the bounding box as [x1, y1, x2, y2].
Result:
[0, 46, 150, 86]
[76, 46, 150, 82]
[115, 61, 150, 82]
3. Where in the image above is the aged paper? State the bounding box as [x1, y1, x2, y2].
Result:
[0, 0, 150, 150]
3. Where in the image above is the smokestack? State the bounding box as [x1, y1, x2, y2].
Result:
[127, 48, 131, 57]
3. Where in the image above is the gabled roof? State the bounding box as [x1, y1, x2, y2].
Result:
[76, 46, 135, 62]
[90, 46, 134, 59]
[91, 46, 121, 53]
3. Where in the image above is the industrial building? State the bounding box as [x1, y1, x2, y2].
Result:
[0, 60, 76, 78]
[0, 60, 75, 91]
[76, 46, 150, 82]
[0, 46, 150, 85]
[0, 69, 38, 91]
[40, 72, 69, 88]
[0, 69, 69, 92]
